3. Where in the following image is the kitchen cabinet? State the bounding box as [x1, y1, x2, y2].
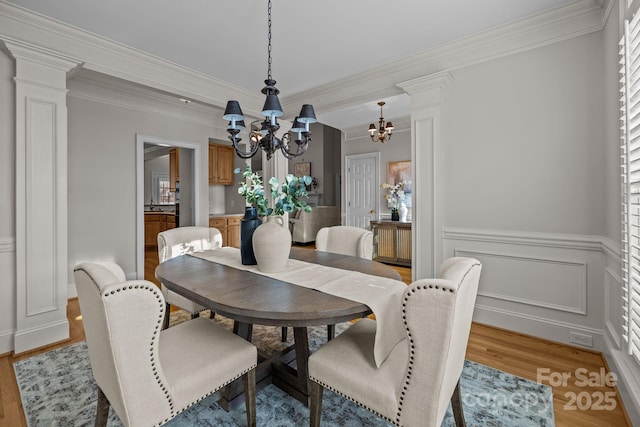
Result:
[169, 148, 179, 191]
[209, 143, 234, 185]
[144, 213, 177, 247]
[209, 214, 242, 248]
[371, 221, 412, 267]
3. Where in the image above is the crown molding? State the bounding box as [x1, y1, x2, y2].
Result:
[2, 36, 81, 72]
[0, 0, 605, 123]
[67, 71, 225, 130]
[0, 0, 264, 116]
[282, 0, 605, 117]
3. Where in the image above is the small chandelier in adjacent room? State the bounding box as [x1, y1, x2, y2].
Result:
[223, 0, 317, 160]
[368, 101, 393, 143]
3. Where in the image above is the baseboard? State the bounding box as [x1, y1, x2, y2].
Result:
[473, 304, 604, 351]
[603, 335, 640, 426]
[13, 319, 69, 355]
[0, 329, 14, 354]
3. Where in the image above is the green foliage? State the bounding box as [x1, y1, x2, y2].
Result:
[235, 165, 313, 217]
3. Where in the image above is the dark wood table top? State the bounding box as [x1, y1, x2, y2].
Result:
[155, 247, 402, 327]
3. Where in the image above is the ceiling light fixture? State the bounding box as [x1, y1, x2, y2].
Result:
[368, 101, 393, 143]
[223, 0, 317, 160]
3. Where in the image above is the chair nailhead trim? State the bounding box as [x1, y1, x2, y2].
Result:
[308, 377, 399, 426]
[103, 283, 176, 417]
[394, 262, 481, 424]
[158, 365, 257, 427]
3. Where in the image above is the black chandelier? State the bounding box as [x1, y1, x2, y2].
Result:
[223, 0, 316, 160]
[368, 101, 393, 143]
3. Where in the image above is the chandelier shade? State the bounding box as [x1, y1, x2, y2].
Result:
[223, 0, 316, 160]
[368, 101, 393, 143]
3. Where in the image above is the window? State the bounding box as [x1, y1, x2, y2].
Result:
[620, 10, 640, 364]
[152, 172, 175, 205]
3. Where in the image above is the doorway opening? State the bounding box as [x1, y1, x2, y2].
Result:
[135, 134, 202, 281]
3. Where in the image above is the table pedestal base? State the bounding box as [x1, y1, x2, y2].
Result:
[220, 323, 312, 410]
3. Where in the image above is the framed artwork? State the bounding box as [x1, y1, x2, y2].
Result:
[294, 162, 311, 177]
[387, 160, 412, 208]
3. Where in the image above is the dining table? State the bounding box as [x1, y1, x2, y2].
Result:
[155, 246, 405, 408]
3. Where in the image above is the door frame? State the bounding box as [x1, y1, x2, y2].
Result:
[345, 152, 380, 227]
[135, 134, 202, 279]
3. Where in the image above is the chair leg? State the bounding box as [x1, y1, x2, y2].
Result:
[451, 378, 466, 427]
[281, 326, 288, 342]
[162, 302, 171, 330]
[243, 368, 257, 427]
[309, 380, 324, 427]
[95, 386, 110, 427]
[327, 324, 335, 341]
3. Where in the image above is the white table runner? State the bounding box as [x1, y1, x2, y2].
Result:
[189, 247, 406, 367]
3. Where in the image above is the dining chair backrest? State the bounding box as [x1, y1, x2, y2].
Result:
[158, 226, 223, 263]
[74, 261, 172, 425]
[74, 260, 258, 427]
[315, 226, 373, 260]
[157, 226, 223, 326]
[399, 257, 482, 425]
[308, 257, 481, 427]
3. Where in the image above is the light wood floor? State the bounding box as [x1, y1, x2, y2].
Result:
[0, 250, 632, 426]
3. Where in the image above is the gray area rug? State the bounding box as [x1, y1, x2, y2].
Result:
[14, 312, 555, 426]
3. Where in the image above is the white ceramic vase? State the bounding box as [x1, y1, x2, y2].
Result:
[399, 202, 408, 222]
[252, 215, 292, 273]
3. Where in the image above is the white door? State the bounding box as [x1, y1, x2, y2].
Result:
[345, 153, 379, 228]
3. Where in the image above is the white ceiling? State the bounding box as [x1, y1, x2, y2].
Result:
[6, 0, 581, 130]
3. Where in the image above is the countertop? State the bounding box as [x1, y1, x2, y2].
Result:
[209, 213, 243, 218]
[144, 211, 176, 215]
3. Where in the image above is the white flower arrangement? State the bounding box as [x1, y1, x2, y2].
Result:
[381, 180, 411, 210]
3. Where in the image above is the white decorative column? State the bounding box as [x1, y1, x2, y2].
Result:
[397, 72, 452, 280]
[4, 39, 80, 353]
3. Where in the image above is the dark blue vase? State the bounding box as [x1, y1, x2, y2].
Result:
[241, 207, 261, 265]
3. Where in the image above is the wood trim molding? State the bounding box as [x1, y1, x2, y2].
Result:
[474, 303, 605, 350]
[443, 226, 609, 252]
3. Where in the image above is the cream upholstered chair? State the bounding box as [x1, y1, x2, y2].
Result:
[308, 225, 374, 341]
[158, 226, 223, 329]
[74, 261, 257, 427]
[308, 257, 482, 427]
[315, 225, 373, 260]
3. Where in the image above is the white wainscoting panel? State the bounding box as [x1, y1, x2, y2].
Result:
[454, 249, 587, 314]
[442, 226, 605, 351]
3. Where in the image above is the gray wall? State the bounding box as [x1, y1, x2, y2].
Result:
[65, 83, 221, 278]
[287, 122, 338, 206]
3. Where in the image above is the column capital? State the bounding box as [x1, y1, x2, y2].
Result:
[397, 72, 453, 106]
[2, 36, 81, 79]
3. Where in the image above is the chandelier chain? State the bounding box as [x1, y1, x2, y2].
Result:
[223, 0, 316, 160]
[267, 0, 272, 80]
